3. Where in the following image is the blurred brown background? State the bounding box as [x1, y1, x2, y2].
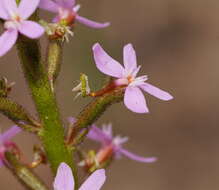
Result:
[1, 0, 219, 189]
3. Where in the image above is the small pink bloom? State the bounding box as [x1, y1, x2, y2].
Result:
[92, 43, 173, 113]
[0, 126, 21, 166]
[39, 0, 110, 28]
[54, 162, 106, 190]
[87, 124, 157, 163]
[0, 0, 45, 57]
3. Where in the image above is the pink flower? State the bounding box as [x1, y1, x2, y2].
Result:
[54, 162, 106, 190]
[39, 0, 110, 28]
[87, 124, 157, 163]
[0, 0, 45, 57]
[92, 43, 173, 113]
[0, 126, 21, 166]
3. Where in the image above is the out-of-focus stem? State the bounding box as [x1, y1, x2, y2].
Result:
[5, 152, 49, 190]
[67, 89, 124, 146]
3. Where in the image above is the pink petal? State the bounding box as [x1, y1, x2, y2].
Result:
[1, 126, 21, 142]
[120, 148, 157, 163]
[54, 0, 75, 8]
[76, 15, 110, 29]
[52, 15, 60, 23]
[68, 117, 76, 125]
[92, 43, 124, 78]
[140, 82, 173, 101]
[39, 0, 59, 13]
[124, 86, 149, 113]
[18, 0, 40, 19]
[0, 30, 18, 57]
[18, 21, 44, 39]
[102, 124, 113, 138]
[0, 160, 4, 167]
[123, 44, 137, 73]
[2, 0, 18, 15]
[0, 1, 9, 19]
[53, 163, 75, 190]
[79, 169, 106, 190]
[87, 125, 112, 145]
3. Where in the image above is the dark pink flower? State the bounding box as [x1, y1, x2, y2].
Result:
[87, 124, 157, 163]
[39, 0, 110, 28]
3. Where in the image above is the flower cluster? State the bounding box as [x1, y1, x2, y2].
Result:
[87, 123, 157, 164]
[0, 0, 110, 57]
[0, 0, 174, 189]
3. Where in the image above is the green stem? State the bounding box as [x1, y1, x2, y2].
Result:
[5, 152, 49, 190]
[0, 97, 40, 132]
[67, 89, 124, 145]
[16, 35, 78, 187]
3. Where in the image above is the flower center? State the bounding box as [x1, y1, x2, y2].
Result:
[4, 15, 22, 30]
[58, 8, 76, 25]
[114, 75, 135, 87]
[127, 75, 134, 83]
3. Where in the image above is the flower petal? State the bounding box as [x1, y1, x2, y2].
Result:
[52, 15, 60, 23]
[102, 124, 113, 138]
[79, 169, 106, 190]
[54, 0, 75, 8]
[123, 44, 137, 73]
[140, 82, 173, 101]
[2, 0, 18, 15]
[1, 126, 21, 142]
[0, 30, 18, 57]
[124, 86, 149, 113]
[76, 15, 110, 29]
[120, 148, 157, 163]
[18, 0, 40, 19]
[92, 43, 124, 78]
[68, 117, 76, 125]
[53, 163, 74, 190]
[18, 21, 44, 39]
[39, 0, 59, 13]
[87, 125, 112, 145]
[0, 160, 4, 167]
[0, 1, 9, 19]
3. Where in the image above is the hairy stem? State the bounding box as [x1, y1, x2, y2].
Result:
[0, 97, 40, 132]
[5, 152, 49, 190]
[16, 35, 78, 187]
[67, 89, 124, 145]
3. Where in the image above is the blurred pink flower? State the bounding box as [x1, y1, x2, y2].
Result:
[0, 0, 45, 56]
[39, 0, 110, 28]
[87, 123, 157, 163]
[0, 126, 21, 166]
[92, 43, 173, 113]
[54, 162, 106, 190]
